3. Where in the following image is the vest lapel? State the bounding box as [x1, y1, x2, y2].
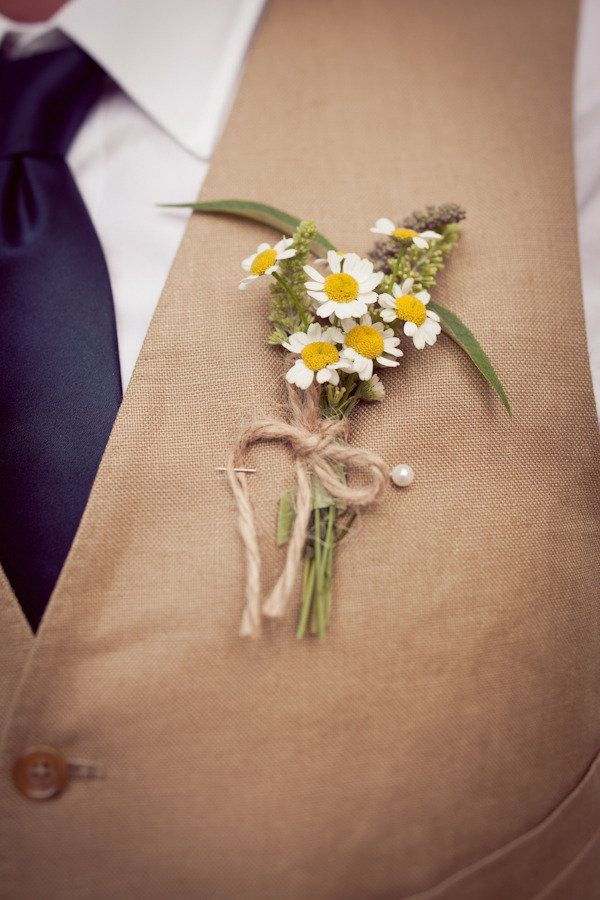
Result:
[2, 1, 599, 896]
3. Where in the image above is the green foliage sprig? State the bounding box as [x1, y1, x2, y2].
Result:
[269, 220, 316, 344]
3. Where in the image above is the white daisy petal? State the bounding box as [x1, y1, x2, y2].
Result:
[317, 301, 336, 318]
[324, 326, 344, 343]
[286, 360, 313, 389]
[289, 333, 312, 351]
[370, 217, 395, 235]
[346, 300, 368, 317]
[298, 361, 316, 388]
[340, 252, 361, 274]
[361, 359, 374, 380]
[352, 258, 372, 281]
[360, 272, 384, 292]
[327, 250, 341, 273]
[303, 265, 325, 283]
[358, 291, 379, 306]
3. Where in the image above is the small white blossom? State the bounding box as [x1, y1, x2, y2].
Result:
[370, 217, 441, 250]
[378, 278, 441, 349]
[239, 238, 296, 289]
[283, 322, 349, 390]
[303, 250, 383, 320]
[340, 314, 402, 381]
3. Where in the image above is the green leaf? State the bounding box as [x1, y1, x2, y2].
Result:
[429, 301, 511, 415]
[276, 470, 348, 546]
[311, 470, 347, 513]
[158, 199, 336, 259]
[276, 489, 296, 546]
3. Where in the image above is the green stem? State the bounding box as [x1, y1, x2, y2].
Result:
[409, 242, 437, 279]
[313, 507, 326, 638]
[341, 391, 361, 417]
[272, 271, 310, 328]
[323, 505, 336, 626]
[332, 373, 358, 417]
[336, 511, 356, 544]
[296, 555, 315, 639]
[388, 243, 405, 288]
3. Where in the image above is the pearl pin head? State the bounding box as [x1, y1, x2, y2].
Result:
[391, 463, 414, 487]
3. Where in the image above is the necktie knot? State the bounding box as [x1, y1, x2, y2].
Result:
[0, 45, 105, 159]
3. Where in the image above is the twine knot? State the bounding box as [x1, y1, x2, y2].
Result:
[288, 415, 346, 458]
[226, 382, 389, 637]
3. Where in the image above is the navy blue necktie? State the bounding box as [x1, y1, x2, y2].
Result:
[0, 46, 122, 632]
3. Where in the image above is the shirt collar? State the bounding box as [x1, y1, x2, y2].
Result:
[0, 0, 266, 159]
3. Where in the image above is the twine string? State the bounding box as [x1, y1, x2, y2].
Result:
[226, 382, 389, 637]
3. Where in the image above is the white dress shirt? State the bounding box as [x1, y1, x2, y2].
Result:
[1, 0, 599, 417]
[574, 0, 600, 418]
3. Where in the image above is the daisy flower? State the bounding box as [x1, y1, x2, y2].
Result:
[239, 237, 296, 289]
[340, 314, 402, 380]
[303, 250, 383, 320]
[370, 217, 441, 250]
[378, 278, 441, 349]
[283, 322, 348, 389]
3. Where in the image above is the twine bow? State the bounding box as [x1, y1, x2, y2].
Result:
[226, 382, 389, 637]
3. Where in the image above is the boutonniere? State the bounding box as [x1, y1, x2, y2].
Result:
[165, 199, 510, 639]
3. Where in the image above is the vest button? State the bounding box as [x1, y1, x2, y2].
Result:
[12, 747, 70, 801]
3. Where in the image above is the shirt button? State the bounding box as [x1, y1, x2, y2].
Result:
[12, 746, 70, 801]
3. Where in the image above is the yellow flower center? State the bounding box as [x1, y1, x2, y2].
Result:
[300, 341, 340, 372]
[395, 294, 427, 326]
[323, 272, 359, 304]
[250, 248, 278, 276]
[345, 324, 384, 359]
[392, 227, 419, 241]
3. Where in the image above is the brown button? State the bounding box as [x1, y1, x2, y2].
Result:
[12, 746, 70, 801]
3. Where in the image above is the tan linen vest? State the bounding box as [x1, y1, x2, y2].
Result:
[1, 0, 599, 896]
